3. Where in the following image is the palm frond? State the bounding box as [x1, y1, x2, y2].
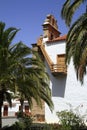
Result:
[61, 0, 84, 26]
[66, 13, 87, 83]
[61, 0, 70, 20]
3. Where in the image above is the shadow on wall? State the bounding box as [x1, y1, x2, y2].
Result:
[45, 60, 67, 98]
[51, 74, 67, 97]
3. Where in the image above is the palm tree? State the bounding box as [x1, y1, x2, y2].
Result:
[0, 22, 53, 128]
[61, 0, 87, 83]
[13, 51, 53, 115]
[0, 22, 20, 128]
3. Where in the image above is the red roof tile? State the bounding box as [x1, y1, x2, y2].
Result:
[47, 35, 67, 43]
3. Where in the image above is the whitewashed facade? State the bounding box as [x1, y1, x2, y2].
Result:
[36, 14, 87, 123]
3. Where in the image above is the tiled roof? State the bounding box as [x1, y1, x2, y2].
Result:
[47, 35, 67, 43]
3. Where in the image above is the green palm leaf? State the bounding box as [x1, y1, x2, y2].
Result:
[66, 13, 87, 83]
[0, 21, 53, 128]
[61, 0, 85, 26]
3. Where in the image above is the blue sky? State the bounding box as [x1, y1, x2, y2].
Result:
[0, 0, 86, 47]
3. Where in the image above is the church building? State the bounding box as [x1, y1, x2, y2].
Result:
[2, 14, 87, 126]
[32, 14, 87, 123]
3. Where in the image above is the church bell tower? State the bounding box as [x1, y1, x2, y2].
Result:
[42, 14, 61, 41]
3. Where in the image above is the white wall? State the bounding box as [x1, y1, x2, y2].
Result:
[45, 41, 65, 63]
[44, 40, 87, 123]
[2, 100, 29, 117]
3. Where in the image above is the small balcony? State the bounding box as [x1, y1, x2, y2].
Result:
[51, 64, 67, 75]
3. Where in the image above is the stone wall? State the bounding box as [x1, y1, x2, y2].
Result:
[31, 99, 45, 122]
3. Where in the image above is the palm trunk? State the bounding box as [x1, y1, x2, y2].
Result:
[20, 98, 24, 116]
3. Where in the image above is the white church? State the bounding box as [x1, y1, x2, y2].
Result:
[34, 14, 87, 123]
[2, 14, 87, 126]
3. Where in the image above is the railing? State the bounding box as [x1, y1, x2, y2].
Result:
[51, 64, 67, 74]
[37, 38, 53, 70]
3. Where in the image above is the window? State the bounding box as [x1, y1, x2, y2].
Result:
[52, 19, 54, 26]
[3, 105, 8, 116]
[57, 54, 66, 65]
[57, 54, 66, 73]
[50, 33, 54, 40]
[25, 105, 29, 114]
[19, 105, 22, 111]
